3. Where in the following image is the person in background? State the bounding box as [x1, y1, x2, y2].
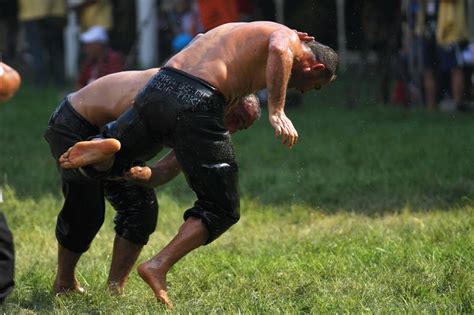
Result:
[75, 26, 124, 90]
[436, 0, 469, 111]
[0, 0, 18, 62]
[171, 0, 201, 53]
[0, 211, 14, 304]
[236, 0, 257, 22]
[69, 0, 113, 32]
[415, 0, 439, 111]
[197, 0, 239, 31]
[0, 61, 21, 304]
[18, 0, 66, 87]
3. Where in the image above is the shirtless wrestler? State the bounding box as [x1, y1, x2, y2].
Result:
[44, 68, 260, 296]
[57, 21, 337, 308]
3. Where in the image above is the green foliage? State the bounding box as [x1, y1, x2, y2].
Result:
[0, 82, 473, 313]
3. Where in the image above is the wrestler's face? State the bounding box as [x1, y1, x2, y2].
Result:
[290, 61, 332, 93]
[298, 73, 332, 93]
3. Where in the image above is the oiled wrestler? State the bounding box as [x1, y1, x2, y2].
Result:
[59, 21, 338, 309]
[44, 68, 261, 297]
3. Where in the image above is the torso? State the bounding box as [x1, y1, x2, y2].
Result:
[69, 68, 159, 127]
[165, 21, 297, 105]
[69, 22, 301, 126]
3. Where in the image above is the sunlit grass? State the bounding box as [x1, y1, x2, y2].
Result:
[0, 80, 473, 313]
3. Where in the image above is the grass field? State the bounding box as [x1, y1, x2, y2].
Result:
[0, 79, 473, 313]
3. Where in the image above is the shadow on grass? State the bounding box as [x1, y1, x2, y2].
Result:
[2, 81, 474, 215]
[3, 290, 57, 313]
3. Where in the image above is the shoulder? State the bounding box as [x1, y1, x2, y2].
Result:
[268, 27, 300, 49]
[271, 27, 299, 41]
[252, 21, 296, 36]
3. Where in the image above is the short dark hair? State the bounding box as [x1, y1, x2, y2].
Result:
[305, 41, 338, 80]
[242, 94, 262, 119]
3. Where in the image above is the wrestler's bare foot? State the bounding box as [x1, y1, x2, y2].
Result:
[59, 138, 121, 170]
[137, 261, 173, 310]
[107, 281, 123, 295]
[53, 279, 85, 295]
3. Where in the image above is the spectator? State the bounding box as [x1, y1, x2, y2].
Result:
[69, 0, 113, 32]
[0, 211, 14, 304]
[415, 0, 439, 111]
[156, 1, 175, 63]
[361, 0, 402, 105]
[0, 0, 18, 62]
[18, 0, 66, 87]
[197, 0, 238, 31]
[177, 0, 200, 36]
[236, 0, 257, 22]
[76, 26, 124, 90]
[171, 0, 200, 53]
[0, 62, 20, 304]
[436, 0, 469, 111]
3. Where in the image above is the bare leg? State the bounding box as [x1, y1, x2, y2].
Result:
[107, 235, 143, 295]
[59, 138, 121, 170]
[53, 244, 85, 294]
[137, 217, 209, 310]
[423, 70, 437, 111]
[451, 68, 464, 105]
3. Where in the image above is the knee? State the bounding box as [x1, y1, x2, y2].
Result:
[183, 196, 240, 245]
[56, 207, 105, 253]
[106, 182, 159, 245]
[114, 202, 158, 245]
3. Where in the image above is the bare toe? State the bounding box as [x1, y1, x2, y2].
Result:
[137, 262, 173, 309]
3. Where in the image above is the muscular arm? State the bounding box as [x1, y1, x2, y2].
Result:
[125, 150, 181, 188]
[266, 30, 299, 148]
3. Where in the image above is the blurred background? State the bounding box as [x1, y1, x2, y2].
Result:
[1, 5, 473, 311]
[0, 0, 473, 111]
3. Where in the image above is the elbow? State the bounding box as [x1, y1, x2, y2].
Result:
[268, 43, 286, 57]
[268, 44, 293, 64]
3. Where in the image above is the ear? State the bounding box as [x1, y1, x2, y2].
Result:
[302, 62, 325, 73]
[311, 63, 326, 71]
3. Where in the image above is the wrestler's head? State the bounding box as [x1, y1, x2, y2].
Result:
[0, 62, 21, 102]
[289, 41, 338, 93]
[224, 94, 261, 134]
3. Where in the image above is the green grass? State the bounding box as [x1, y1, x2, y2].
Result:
[0, 79, 473, 313]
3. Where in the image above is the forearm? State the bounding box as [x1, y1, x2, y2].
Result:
[147, 155, 181, 187]
[266, 31, 295, 115]
[126, 150, 181, 188]
[265, 30, 300, 148]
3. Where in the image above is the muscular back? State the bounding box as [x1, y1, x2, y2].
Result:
[69, 68, 159, 127]
[165, 21, 300, 105]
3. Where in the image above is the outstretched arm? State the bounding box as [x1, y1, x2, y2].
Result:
[266, 29, 299, 148]
[125, 150, 181, 188]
